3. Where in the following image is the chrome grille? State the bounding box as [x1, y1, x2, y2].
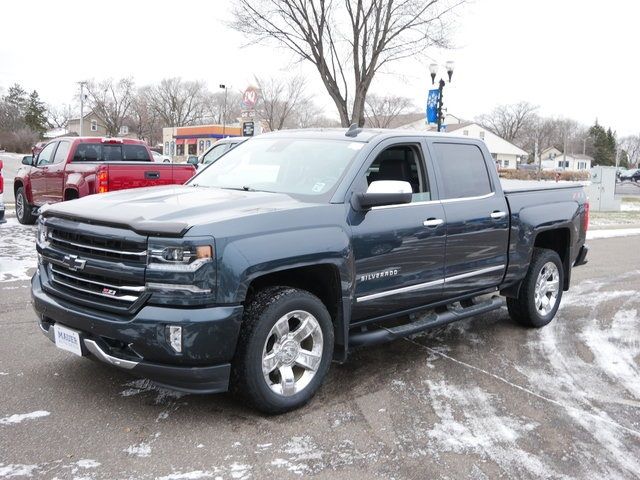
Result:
[48, 228, 147, 264]
[50, 266, 144, 304]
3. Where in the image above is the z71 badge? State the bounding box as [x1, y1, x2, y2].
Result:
[360, 268, 399, 282]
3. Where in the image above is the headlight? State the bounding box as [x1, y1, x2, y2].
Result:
[148, 244, 213, 271]
[36, 221, 49, 245]
[145, 237, 217, 305]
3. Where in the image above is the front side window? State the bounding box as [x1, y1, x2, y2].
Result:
[202, 144, 230, 165]
[37, 142, 57, 165]
[364, 144, 430, 202]
[433, 143, 492, 199]
[190, 137, 362, 199]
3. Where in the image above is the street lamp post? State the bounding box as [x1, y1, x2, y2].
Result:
[429, 61, 455, 132]
[219, 84, 228, 137]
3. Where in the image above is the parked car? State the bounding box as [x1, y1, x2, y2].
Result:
[619, 168, 640, 182]
[32, 141, 48, 158]
[151, 151, 171, 163]
[33, 128, 589, 413]
[0, 160, 4, 222]
[14, 137, 196, 225]
[197, 137, 250, 169]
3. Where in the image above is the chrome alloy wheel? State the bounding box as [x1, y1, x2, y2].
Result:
[262, 310, 323, 397]
[534, 262, 560, 316]
[16, 193, 24, 220]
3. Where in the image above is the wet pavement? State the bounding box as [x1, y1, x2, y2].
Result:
[0, 216, 639, 479]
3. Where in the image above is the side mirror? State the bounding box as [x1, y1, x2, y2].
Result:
[22, 155, 34, 166]
[186, 156, 199, 165]
[352, 180, 413, 210]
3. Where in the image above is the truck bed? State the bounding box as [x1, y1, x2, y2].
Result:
[500, 178, 588, 194]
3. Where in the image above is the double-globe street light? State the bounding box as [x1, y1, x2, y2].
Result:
[429, 61, 455, 132]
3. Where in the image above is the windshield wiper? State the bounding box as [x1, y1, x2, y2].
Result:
[220, 186, 259, 192]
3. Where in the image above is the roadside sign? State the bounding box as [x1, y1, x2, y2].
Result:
[242, 121, 255, 137]
[242, 86, 259, 110]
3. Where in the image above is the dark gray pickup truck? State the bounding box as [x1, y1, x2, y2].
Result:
[32, 128, 589, 413]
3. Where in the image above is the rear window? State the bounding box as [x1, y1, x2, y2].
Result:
[433, 143, 492, 199]
[72, 143, 151, 162]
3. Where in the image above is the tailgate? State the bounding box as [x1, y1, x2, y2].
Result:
[105, 163, 194, 191]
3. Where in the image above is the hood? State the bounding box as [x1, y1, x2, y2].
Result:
[43, 185, 314, 235]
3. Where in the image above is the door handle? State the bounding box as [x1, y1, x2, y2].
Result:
[145, 171, 160, 179]
[490, 211, 507, 219]
[423, 218, 444, 227]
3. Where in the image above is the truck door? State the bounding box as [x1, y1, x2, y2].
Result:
[30, 142, 57, 206]
[350, 139, 446, 321]
[46, 140, 70, 203]
[431, 141, 509, 299]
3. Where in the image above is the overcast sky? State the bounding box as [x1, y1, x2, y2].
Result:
[1, 0, 637, 135]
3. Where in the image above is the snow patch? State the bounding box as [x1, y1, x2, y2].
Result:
[0, 410, 50, 425]
[124, 442, 152, 458]
[75, 459, 100, 469]
[587, 228, 640, 239]
[156, 471, 215, 480]
[0, 464, 39, 478]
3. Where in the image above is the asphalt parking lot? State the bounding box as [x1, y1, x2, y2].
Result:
[1, 216, 639, 479]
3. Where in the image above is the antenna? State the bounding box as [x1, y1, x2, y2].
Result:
[345, 123, 361, 137]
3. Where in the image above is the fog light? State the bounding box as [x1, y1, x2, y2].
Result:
[167, 326, 182, 353]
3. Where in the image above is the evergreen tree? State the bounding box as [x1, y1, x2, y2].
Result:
[1, 83, 29, 131]
[24, 90, 49, 135]
[588, 122, 616, 166]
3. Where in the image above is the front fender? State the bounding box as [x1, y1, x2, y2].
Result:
[216, 226, 353, 304]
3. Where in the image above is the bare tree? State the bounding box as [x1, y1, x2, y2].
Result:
[146, 78, 208, 127]
[476, 101, 539, 143]
[255, 75, 309, 130]
[47, 105, 70, 129]
[86, 78, 135, 137]
[205, 90, 243, 125]
[130, 88, 163, 146]
[620, 134, 640, 168]
[364, 94, 413, 128]
[232, 0, 463, 127]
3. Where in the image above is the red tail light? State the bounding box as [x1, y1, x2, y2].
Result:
[583, 201, 589, 232]
[97, 168, 108, 193]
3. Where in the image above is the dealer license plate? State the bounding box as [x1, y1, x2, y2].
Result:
[53, 324, 83, 356]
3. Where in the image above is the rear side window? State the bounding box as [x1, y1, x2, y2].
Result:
[72, 143, 151, 162]
[433, 143, 492, 199]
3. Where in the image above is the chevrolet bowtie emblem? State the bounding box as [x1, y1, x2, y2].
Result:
[62, 254, 86, 272]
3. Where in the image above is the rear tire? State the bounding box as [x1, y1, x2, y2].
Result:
[16, 187, 36, 225]
[507, 248, 564, 328]
[231, 287, 334, 414]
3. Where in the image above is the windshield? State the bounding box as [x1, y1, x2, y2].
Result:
[189, 137, 363, 197]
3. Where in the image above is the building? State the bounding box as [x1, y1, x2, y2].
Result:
[67, 111, 136, 139]
[539, 147, 562, 162]
[162, 124, 243, 161]
[399, 118, 528, 169]
[541, 153, 592, 172]
[67, 111, 107, 137]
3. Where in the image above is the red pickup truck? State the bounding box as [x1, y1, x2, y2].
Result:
[14, 137, 195, 224]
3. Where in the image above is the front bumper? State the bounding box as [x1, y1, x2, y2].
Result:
[32, 273, 243, 394]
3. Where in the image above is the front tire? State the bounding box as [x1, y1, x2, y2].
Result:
[231, 287, 334, 414]
[16, 187, 36, 225]
[507, 248, 564, 328]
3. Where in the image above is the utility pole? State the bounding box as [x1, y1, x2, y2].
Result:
[219, 84, 228, 137]
[78, 81, 87, 136]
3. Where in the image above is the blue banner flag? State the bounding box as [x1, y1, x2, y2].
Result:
[426, 89, 440, 124]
